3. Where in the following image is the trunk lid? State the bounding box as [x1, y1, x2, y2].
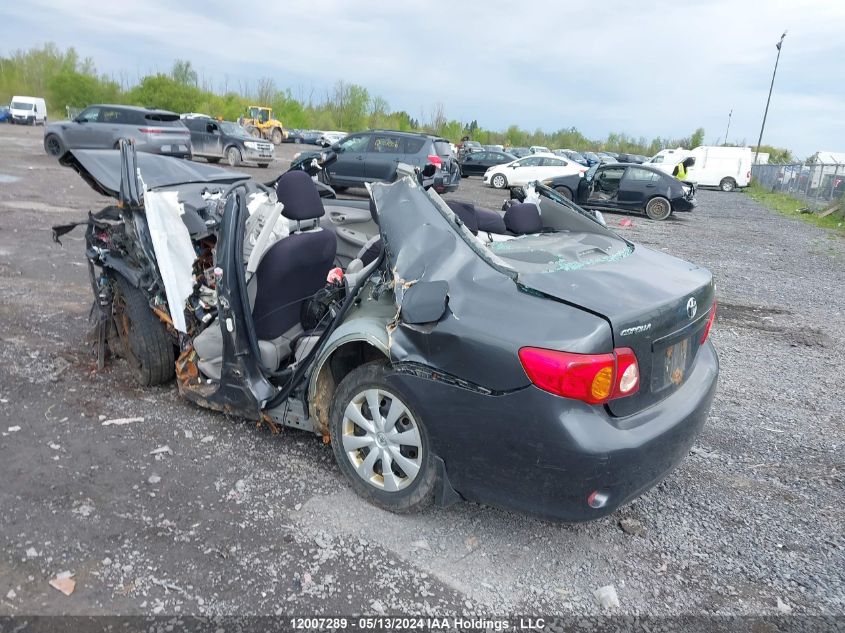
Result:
[517, 244, 715, 416]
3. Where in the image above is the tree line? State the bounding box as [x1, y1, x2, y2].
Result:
[0, 43, 794, 161]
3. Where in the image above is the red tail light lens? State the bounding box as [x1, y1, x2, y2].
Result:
[700, 301, 717, 344]
[138, 128, 189, 135]
[427, 154, 442, 169]
[518, 347, 639, 404]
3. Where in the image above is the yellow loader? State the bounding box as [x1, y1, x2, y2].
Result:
[239, 106, 287, 145]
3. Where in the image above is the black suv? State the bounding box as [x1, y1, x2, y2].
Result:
[315, 130, 460, 193]
[182, 117, 274, 167]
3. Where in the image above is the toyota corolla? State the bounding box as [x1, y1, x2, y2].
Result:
[53, 144, 718, 522]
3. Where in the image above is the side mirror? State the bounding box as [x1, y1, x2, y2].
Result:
[74, 117, 84, 123]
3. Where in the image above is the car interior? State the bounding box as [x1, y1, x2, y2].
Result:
[589, 168, 625, 200]
[192, 171, 608, 383]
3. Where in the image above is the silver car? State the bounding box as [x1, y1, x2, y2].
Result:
[44, 104, 192, 158]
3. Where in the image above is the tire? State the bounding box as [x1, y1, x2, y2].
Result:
[226, 146, 242, 167]
[44, 134, 65, 157]
[554, 185, 573, 200]
[110, 274, 175, 386]
[645, 196, 672, 221]
[330, 363, 436, 513]
[720, 177, 737, 192]
[206, 157, 221, 164]
[246, 126, 261, 139]
[490, 173, 508, 189]
[270, 128, 283, 145]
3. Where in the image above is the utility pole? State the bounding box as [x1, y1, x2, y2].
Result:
[754, 31, 787, 165]
[723, 109, 732, 146]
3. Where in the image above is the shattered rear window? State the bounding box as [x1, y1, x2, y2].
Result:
[489, 234, 633, 273]
[425, 188, 632, 276]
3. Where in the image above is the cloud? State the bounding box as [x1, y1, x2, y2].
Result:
[2, 0, 843, 156]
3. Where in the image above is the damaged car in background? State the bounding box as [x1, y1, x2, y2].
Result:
[52, 142, 718, 521]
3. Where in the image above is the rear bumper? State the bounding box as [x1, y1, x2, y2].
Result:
[673, 196, 697, 212]
[137, 141, 192, 159]
[434, 167, 461, 193]
[385, 341, 719, 522]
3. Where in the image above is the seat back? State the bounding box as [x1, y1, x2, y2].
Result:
[504, 202, 543, 235]
[251, 171, 337, 340]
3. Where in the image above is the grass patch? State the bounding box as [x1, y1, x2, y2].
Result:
[745, 182, 845, 236]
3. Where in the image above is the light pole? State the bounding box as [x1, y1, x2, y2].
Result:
[723, 109, 732, 146]
[754, 31, 787, 165]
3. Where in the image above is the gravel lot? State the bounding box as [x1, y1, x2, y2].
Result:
[0, 123, 843, 619]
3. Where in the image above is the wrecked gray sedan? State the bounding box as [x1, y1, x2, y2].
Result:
[53, 143, 718, 521]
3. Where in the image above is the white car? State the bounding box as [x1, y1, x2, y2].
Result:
[318, 131, 347, 147]
[483, 153, 585, 189]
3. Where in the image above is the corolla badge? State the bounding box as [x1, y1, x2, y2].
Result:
[620, 323, 651, 336]
[686, 297, 698, 319]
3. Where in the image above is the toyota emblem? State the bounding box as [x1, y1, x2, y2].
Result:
[686, 297, 698, 319]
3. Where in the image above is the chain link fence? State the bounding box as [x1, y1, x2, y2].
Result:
[752, 162, 845, 209]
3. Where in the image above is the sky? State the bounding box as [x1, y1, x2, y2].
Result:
[2, 0, 844, 157]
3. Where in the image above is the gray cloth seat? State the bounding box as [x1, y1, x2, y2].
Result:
[193, 171, 336, 380]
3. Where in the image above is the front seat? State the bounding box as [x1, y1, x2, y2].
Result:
[194, 171, 336, 380]
[252, 170, 337, 341]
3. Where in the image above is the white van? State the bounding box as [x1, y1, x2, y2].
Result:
[687, 146, 752, 191]
[9, 96, 48, 125]
[645, 148, 692, 175]
[646, 146, 752, 191]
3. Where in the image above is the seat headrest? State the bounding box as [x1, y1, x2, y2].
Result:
[276, 170, 325, 221]
[503, 203, 543, 235]
[445, 200, 478, 235]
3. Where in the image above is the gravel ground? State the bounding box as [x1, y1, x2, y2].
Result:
[0, 123, 843, 619]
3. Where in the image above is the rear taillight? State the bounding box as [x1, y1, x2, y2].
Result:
[518, 347, 639, 404]
[138, 128, 188, 135]
[427, 154, 442, 169]
[700, 301, 716, 344]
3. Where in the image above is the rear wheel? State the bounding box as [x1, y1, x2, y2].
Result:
[246, 126, 261, 139]
[44, 134, 64, 157]
[226, 146, 242, 167]
[554, 185, 573, 200]
[111, 274, 174, 386]
[270, 128, 283, 145]
[491, 173, 508, 189]
[330, 363, 436, 513]
[720, 177, 737, 192]
[645, 196, 672, 220]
